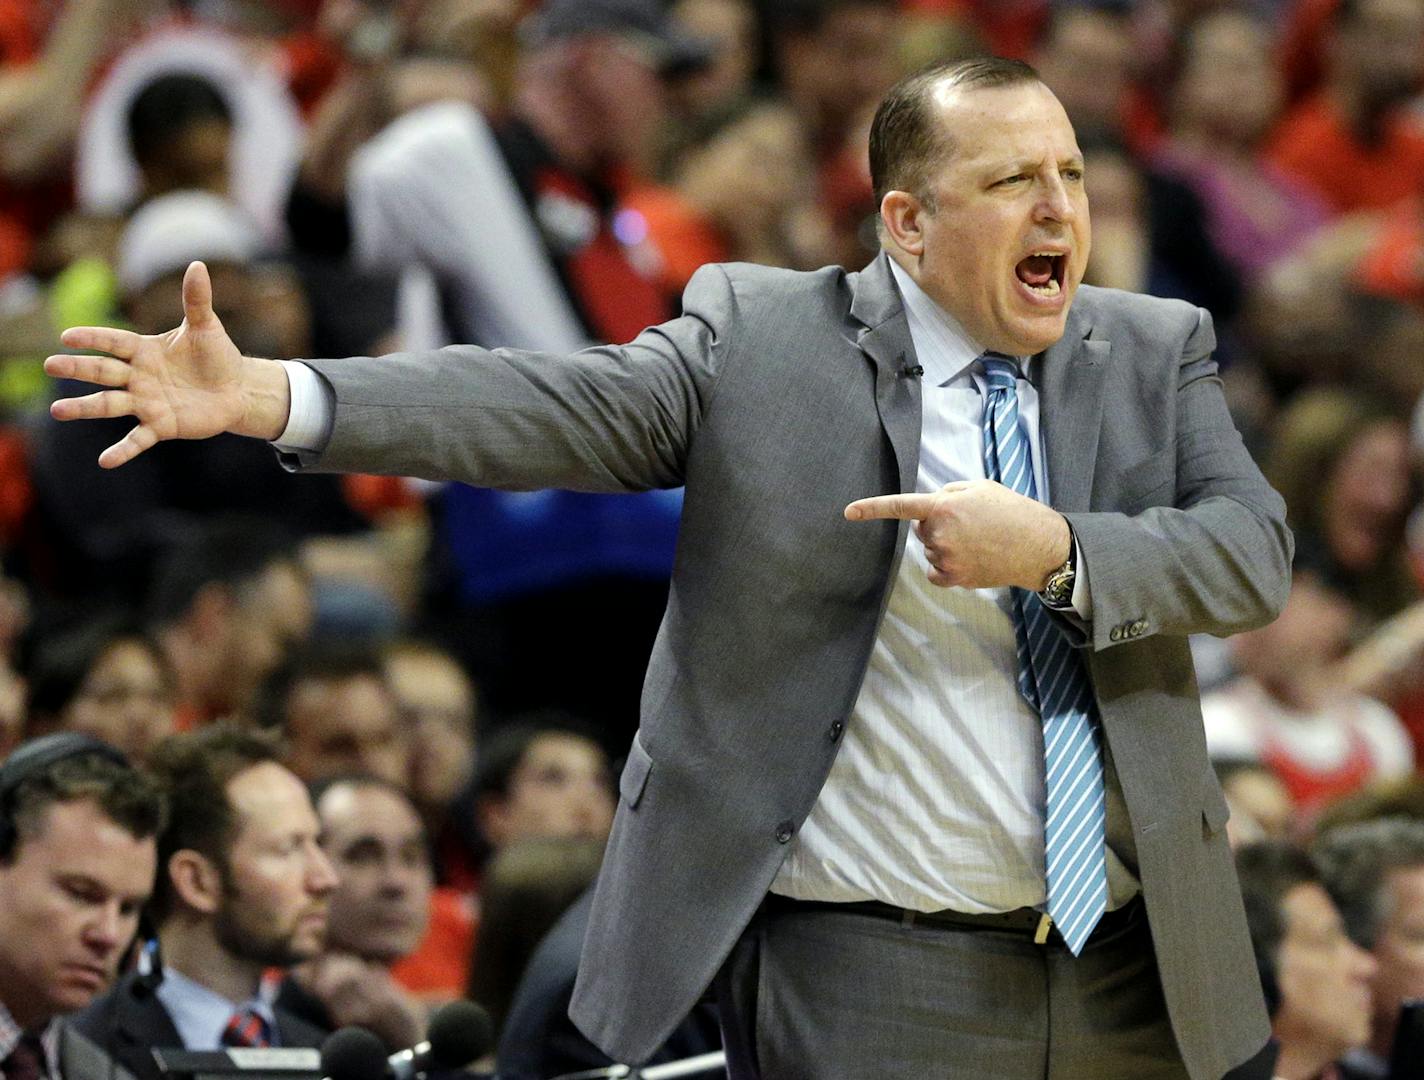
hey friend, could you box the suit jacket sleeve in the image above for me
[1063,306,1292,650]
[280,264,738,491]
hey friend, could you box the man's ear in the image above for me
[880,190,928,257]
[168,849,224,915]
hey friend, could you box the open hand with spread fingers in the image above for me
[44,261,292,468]
[845,478,1071,591]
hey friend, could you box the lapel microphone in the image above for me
[899,361,924,379]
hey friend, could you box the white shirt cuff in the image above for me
[272,360,335,453]
[1068,537,1093,620]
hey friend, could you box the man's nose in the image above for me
[1035,173,1077,223]
[1350,941,1379,981]
[308,845,340,895]
[84,903,125,954]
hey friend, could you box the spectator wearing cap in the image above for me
[32,192,364,601]
[0,735,165,1080]
[71,725,337,1080]
[1315,819,1424,1075]
[1235,842,1378,1080]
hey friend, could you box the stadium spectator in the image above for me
[23,613,175,761]
[125,74,234,206]
[279,775,434,1049]
[145,518,313,727]
[257,641,409,787]
[0,735,164,1076]
[72,724,336,1080]
[1236,841,1378,1080]
[1203,573,1414,816]
[495,882,723,1080]
[32,192,366,589]
[766,0,898,268]
[1268,0,1424,215]
[1265,387,1417,621]
[1155,8,1332,284]
[1315,818,1424,1073]
[1031,4,1134,145]
[468,718,615,861]
[382,639,477,832]
[468,836,604,1038]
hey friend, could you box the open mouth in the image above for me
[1015,251,1066,298]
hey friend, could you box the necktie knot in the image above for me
[980,352,1021,391]
[2,1034,45,1080]
[222,1007,273,1049]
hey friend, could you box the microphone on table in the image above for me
[389,1001,493,1079]
[320,1029,387,1080]
[321,1001,495,1080]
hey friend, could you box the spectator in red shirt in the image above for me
[1268,0,1424,215]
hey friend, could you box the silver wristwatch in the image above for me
[1039,548,1076,609]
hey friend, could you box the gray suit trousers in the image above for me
[717,899,1192,1080]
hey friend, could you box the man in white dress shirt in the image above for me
[46,57,1291,1079]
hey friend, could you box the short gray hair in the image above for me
[1315,817,1424,948]
[868,56,1042,207]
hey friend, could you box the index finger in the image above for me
[59,325,142,359]
[844,493,937,521]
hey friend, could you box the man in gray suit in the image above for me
[48,57,1290,1079]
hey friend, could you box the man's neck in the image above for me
[159,921,265,1006]
[0,990,49,1036]
[1273,1034,1342,1080]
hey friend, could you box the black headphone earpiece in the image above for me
[0,732,130,861]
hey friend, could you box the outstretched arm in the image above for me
[45,262,292,467]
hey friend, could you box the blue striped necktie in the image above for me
[980,353,1107,954]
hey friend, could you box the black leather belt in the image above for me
[767,893,1143,946]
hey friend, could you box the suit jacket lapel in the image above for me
[1036,307,1109,513]
[851,253,921,498]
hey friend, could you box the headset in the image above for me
[0,731,131,860]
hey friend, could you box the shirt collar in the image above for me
[0,1002,61,1079]
[154,966,279,1049]
[886,257,1031,386]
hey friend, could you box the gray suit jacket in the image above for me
[291,254,1292,1080]
[57,1022,138,1080]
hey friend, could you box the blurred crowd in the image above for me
[0,0,1423,1076]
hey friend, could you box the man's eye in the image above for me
[1063,168,1084,182]
[999,175,1028,186]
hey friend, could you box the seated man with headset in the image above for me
[0,732,166,1080]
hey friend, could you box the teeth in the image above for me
[1026,277,1061,296]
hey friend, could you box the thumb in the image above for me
[181,261,217,329]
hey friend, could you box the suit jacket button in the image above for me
[829,721,845,741]
[775,821,795,844]
[1110,626,1123,642]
